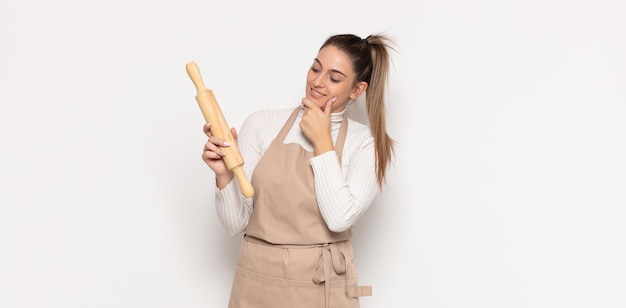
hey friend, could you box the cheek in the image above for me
[330,85,352,99]
[305,71,316,85]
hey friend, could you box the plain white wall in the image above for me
[1,0,625,307]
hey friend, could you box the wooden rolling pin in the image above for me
[186,61,254,198]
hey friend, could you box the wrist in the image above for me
[313,138,334,156]
[215,171,234,189]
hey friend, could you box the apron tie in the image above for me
[313,243,372,308]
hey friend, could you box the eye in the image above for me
[311,58,322,73]
[329,74,343,83]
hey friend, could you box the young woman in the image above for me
[202,33,395,308]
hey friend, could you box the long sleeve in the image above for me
[213,110,267,236]
[310,125,378,232]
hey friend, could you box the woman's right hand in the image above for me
[202,123,237,183]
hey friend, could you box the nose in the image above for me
[312,74,324,88]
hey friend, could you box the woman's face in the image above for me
[305,45,367,113]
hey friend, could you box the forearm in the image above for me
[310,149,378,232]
[213,112,263,236]
[215,179,252,236]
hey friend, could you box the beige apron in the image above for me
[228,108,371,308]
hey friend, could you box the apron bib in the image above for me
[228,108,371,308]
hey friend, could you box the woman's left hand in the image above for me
[300,96,336,155]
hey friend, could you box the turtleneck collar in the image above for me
[330,109,346,123]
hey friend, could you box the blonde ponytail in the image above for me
[321,34,396,188]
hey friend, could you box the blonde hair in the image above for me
[320,34,396,188]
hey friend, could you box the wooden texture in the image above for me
[186,61,254,198]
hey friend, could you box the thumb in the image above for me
[325,96,337,116]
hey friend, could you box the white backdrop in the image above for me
[1,0,625,307]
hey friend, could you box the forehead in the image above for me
[315,45,354,73]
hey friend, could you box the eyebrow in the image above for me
[314,58,347,77]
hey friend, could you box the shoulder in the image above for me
[244,107,297,126]
[239,107,298,150]
[345,117,374,148]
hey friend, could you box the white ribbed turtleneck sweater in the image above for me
[215,106,379,236]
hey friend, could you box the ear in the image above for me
[349,81,368,100]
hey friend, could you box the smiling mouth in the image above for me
[310,88,326,98]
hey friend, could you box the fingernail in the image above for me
[220,151,226,156]
[331,96,337,103]
[223,141,230,146]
